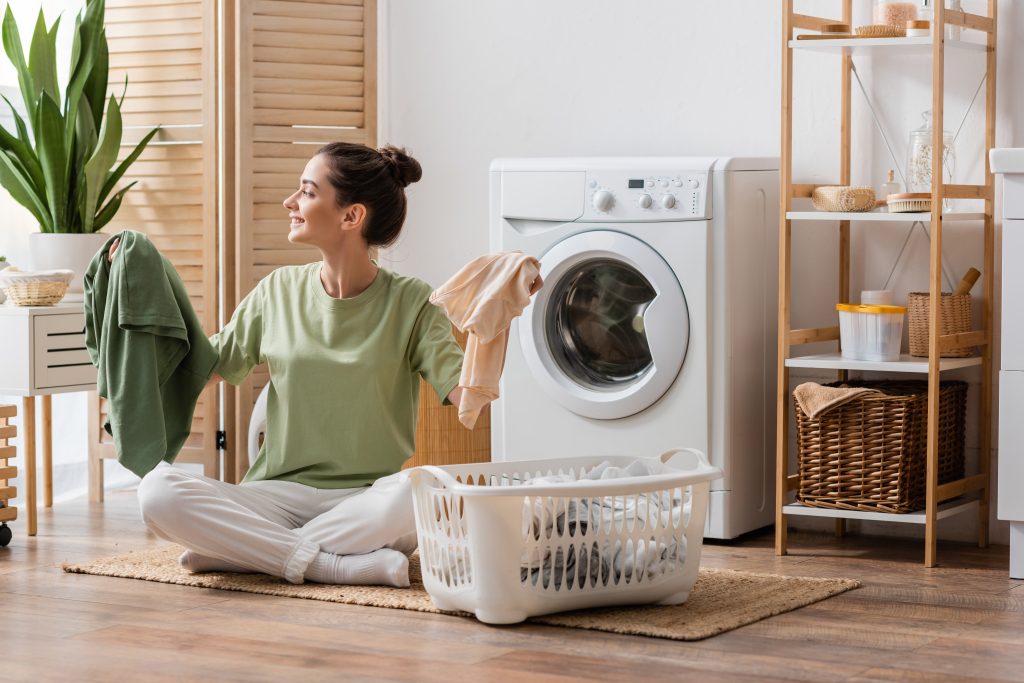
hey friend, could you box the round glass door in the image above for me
[520,230,689,420]
[546,259,656,390]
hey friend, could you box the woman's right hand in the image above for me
[107,238,120,263]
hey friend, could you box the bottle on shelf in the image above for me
[879,169,901,203]
[946,0,963,40]
[918,0,933,24]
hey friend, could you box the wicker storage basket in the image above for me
[795,380,967,513]
[812,186,876,212]
[907,292,972,357]
[0,279,69,306]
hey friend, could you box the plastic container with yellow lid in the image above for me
[836,303,907,362]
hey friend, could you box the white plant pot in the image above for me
[29,232,111,303]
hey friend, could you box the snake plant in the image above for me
[0,0,158,233]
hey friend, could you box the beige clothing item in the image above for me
[793,382,882,419]
[430,252,541,428]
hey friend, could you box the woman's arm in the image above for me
[447,386,463,407]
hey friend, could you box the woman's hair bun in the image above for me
[378,145,422,188]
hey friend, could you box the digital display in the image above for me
[628,179,644,189]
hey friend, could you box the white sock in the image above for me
[178,549,256,574]
[304,548,410,587]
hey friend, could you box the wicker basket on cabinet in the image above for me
[794,380,967,513]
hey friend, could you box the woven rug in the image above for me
[62,545,859,641]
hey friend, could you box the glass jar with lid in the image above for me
[873,0,917,27]
[906,109,956,210]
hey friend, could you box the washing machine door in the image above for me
[520,230,689,420]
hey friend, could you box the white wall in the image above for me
[379,0,1023,544]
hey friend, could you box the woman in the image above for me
[122,143,528,587]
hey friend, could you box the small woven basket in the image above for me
[811,186,876,212]
[907,292,972,357]
[1,280,69,306]
[795,380,967,513]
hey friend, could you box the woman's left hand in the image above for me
[529,274,543,295]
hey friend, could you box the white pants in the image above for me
[137,463,418,584]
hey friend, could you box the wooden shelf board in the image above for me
[785,352,982,373]
[783,499,978,524]
[786,211,987,223]
[789,36,988,54]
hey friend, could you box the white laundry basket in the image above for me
[408,448,722,624]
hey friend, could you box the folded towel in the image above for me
[793,382,882,419]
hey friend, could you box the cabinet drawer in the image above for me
[33,314,96,389]
[1000,371,1024,522]
[1004,220,1024,371]
[1006,176,1024,220]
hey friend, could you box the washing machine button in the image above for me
[661,194,676,209]
[638,194,653,209]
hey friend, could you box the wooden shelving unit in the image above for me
[776,1,997,567]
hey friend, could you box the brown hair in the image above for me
[316,142,423,248]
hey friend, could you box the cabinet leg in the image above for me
[89,452,104,503]
[42,395,52,508]
[835,519,846,537]
[22,397,36,537]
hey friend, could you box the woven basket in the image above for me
[907,292,972,357]
[1,280,68,306]
[811,186,876,212]
[795,380,967,513]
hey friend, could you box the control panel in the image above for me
[582,170,710,221]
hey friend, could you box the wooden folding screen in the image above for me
[88,0,220,499]
[225,0,378,482]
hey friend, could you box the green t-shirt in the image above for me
[210,263,464,488]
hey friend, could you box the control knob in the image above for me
[661,194,676,209]
[592,189,614,212]
[638,194,653,209]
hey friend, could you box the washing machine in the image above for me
[490,156,779,539]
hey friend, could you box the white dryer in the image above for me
[490,157,779,539]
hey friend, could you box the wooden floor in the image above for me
[1,492,1022,683]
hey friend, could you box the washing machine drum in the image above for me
[520,230,689,420]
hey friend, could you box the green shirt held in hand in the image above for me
[84,231,220,477]
[212,263,464,489]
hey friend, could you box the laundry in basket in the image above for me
[408,448,722,624]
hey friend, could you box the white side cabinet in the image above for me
[0,302,97,536]
[0,303,96,394]
[992,148,1024,579]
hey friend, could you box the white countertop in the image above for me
[991,148,1024,174]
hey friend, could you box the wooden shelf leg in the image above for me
[22,396,36,537]
[42,394,52,508]
[978,0,997,551]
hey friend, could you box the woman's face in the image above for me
[283,154,364,249]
